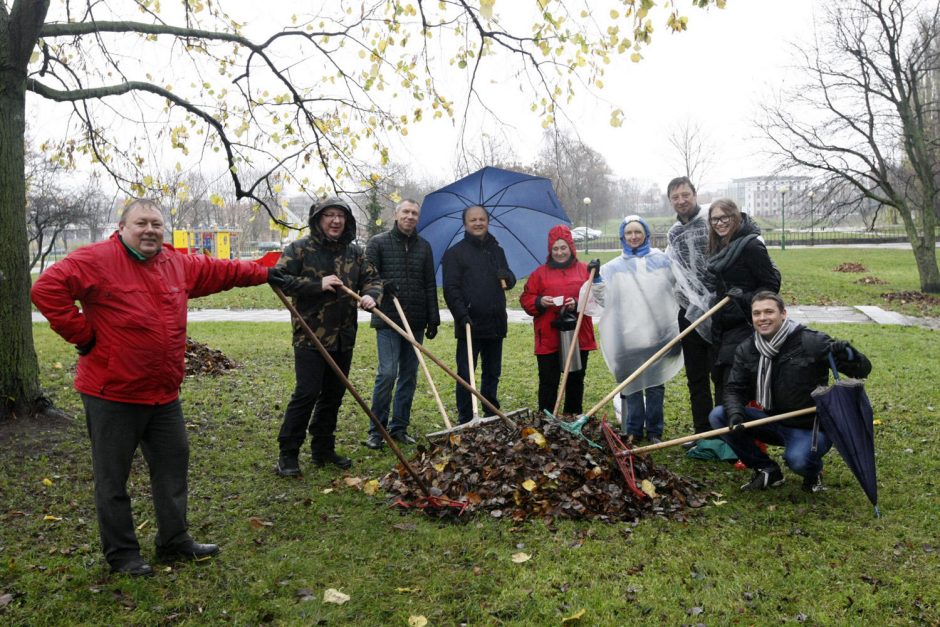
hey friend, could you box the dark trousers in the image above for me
[455,336,503,424]
[536,350,590,415]
[82,394,191,566]
[679,308,716,433]
[278,345,352,457]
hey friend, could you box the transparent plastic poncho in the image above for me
[585,249,683,396]
[664,211,715,342]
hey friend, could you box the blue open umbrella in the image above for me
[417,167,571,285]
[811,355,879,516]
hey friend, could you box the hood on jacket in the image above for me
[619,214,652,257]
[546,224,577,263]
[732,212,761,240]
[309,197,357,244]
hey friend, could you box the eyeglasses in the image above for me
[709,215,732,226]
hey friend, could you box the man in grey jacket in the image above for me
[364,199,440,448]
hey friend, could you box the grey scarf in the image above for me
[754,317,797,410]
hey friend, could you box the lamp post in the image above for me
[778,185,789,251]
[583,196,592,255]
[807,190,815,247]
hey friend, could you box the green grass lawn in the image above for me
[3,321,938,624]
[187,248,940,318]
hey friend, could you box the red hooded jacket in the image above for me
[519,225,597,355]
[31,233,269,404]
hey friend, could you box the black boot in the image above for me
[311,435,352,469]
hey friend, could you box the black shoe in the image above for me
[156,540,220,561]
[362,434,385,450]
[802,472,823,493]
[391,431,417,445]
[312,451,353,469]
[111,558,154,577]
[647,435,663,445]
[276,453,301,477]
[741,466,785,491]
[681,441,697,450]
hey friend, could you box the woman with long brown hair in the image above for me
[705,198,781,401]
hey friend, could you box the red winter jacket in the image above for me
[520,226,597,355]
[31,233,269,404]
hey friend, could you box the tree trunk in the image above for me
[0,4,48,420]
[911,239,940,294]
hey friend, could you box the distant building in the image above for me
[728,175,812,218]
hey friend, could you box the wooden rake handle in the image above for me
[627,407,816,455]
[338,285,516,429]
[585,296,731,418]
[391,296,452,429]
[553,266,596,416]
[271,287,430,496]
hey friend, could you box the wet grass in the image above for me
[3,321,938,624]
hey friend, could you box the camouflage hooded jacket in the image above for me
[276,198,382,351]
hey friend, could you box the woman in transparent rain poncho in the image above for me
[588,215,683,444]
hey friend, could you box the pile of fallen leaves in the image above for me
[834,262,868,273]
[184,337,238,376]
[855,276,887,285]
[881,290,940,305]
[381,415,709,522]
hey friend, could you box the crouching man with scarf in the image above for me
[709,291,872,493]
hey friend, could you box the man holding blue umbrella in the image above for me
[442,205,516,424]
[709,291,872,493]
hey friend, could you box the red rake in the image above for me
[600,416,647,501]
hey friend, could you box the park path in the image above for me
[31,305,939,330]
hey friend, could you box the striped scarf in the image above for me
[754,317,797,410]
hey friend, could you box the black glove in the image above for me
[830,339,854,361]
[587,258,601,274]
[726,287,744,299]
[383,280,399,299]
[496,268,511,286]
[727,412,746,432]
[425,324,438,340]
[457,315,472,329]
[267,267,293,289]
[77,335,96,356]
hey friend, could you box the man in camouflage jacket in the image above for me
[271,198,382,476]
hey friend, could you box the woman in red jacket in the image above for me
[520,225,598,415]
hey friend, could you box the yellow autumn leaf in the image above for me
[322,488,334,494]
[363,479,379,495]
[210,193,225,207]
[396,587,418,593]
[42,478,53,487]
[44,515,62,522]
[712,499,727,506]
[479,0,495,20]
[641,479,657,498]
[630,52,643,63]
[511,552,531,563]
[408,616,428,627]
[522,427,547,447]
[872,419,882,425]
[136,520,149,531]
[562,608,586,623]
[522,479,537,492]
[52,362,63,370]
[323,588,350,604]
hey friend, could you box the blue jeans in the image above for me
[369,327,423,436]
[622,385,665,439]
[709,405,832,478]
[455,336,503,424]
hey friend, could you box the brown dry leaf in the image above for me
[466,491,483,505]
[640,480,657,498]
[343,477,363,489]
[511,552,532,563]
[408,616,428,627]
[248,516,273,529]
[0,593,13,608]
[448,434,462,446]
[363,479,380,495]
[323,588,350,604]
[562,608,586,623]
[522,479,537,492]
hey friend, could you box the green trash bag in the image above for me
[686,438,738,462]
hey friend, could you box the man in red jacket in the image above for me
[32,199,278,577]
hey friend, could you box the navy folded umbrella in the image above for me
[811,360,879,516]
[417,166,571,285]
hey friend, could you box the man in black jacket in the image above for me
[363,199,440,449]
[442,205,516,424]
[709,291,872,493]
